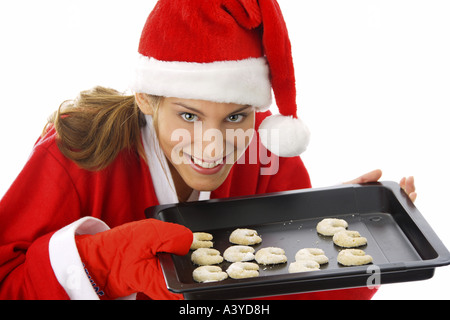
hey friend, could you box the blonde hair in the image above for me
[46,86,162,171]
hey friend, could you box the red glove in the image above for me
[75,219,192,300]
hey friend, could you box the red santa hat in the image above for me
[130,0,310,157]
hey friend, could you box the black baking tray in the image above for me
[145,181,450,300]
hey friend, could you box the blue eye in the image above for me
[180,112,198,122]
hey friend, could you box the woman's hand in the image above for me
[399,176,417,202]
[344,169,417,202]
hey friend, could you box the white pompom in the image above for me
[258,115,310,157]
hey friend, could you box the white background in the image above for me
[0,0,449,300]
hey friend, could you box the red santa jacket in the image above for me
[0,111,376,300]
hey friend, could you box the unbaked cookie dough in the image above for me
[333,230,367,248]
[255,247,287,265]
[191,248,223,265]
[295,248,329,265]
[288,260,320,273]
[193,265,228,283]
[316,218,348,236]
[337,249,373,266]
[223,245,255,262]
[226,262,259,279]
[190,232,214,250]
[229,228,262,245]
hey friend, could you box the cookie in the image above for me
[295,248,329,265]
[190,232,214,250]
[255,247,287,265]
[191,248,223,265]
[193,266,228,282]
[223,245,255,262]
[288,260,320,273]
[337,249,373,266]
[226,262,259,279]
[229,228,262,245]
[316,218,348,236]
[333,230,367,248]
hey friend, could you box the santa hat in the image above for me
[130,0,310,157]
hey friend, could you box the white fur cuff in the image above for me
[48,217,136,300]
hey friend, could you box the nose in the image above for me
[192,122,227,161]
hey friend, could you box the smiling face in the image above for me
[136,94,255,196]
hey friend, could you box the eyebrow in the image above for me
[173,103,206,117]
[227,105,254,116]
[172,102,253,118]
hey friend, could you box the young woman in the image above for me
[0,0,416,300]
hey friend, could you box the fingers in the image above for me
[344,171,417,203]
[405,176,415,194]
[345,172,417,203]
[399,176,406,189]
[400,176,417,202]
[344,169,383,185]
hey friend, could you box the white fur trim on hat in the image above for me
[130,54,272,110]
[259,115,310,157]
